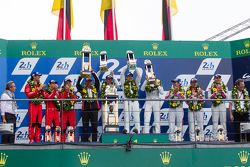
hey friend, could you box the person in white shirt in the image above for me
[209,74,228,141]
[229,79,249,142]
[1,81,17,144]
[141,75,164,134]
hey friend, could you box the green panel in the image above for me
[0,39,7,57]
[230,38,250,58]
[1,147,250,167]
[101,133,169,143]
[6,40,231,58]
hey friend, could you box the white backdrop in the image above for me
[0,0,249,40]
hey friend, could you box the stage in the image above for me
[1,142,250,167]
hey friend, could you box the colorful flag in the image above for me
[162,0,178,40]
[100,0,118,40]
[52,0,74,40]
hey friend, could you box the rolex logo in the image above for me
[152,43,159,50]
[30,42,38,50]
[244,40,250,48]
[202,43,209,50]
[0,153,8,166]
[113,139,118,143]
[160,151,172,165]
[78,152,91,166]
[238,150,249,164]
[83,42,90,48]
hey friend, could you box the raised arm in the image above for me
[120,66,127,88]
[92,72,100,91]
[135,67,142,87]
[76,76,83,92]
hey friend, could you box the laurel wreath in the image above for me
[124,80,138,98]
[27,79,43,105]
[231,86,249,113]
[186,86,204,111]
[168,86,185,108]
[210,82,227,107]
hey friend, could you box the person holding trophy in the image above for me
[141,59,164,134]
[165,78,185,141]
[77,44,100,142]
[120,51,142,134]
[43,80,61,142]
[186,78,205,142]
[25,72,45,143]
[58,78,76,142]
[209,74,228,141]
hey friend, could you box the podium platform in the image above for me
[100,133,169,144]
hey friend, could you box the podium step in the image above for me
[101,133,169,144]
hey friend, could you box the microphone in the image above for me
[126,129,138,151]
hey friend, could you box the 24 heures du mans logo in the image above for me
[194,43,218,57]
[144,43,168,56]
[73,42,99,56]
[21,42,46,56]
[235,40,250,56]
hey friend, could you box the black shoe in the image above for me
[132,128,138,134]
[122,129,128,134]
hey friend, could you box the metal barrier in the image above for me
[0,98,250,144]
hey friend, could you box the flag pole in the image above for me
[63,0,66,40]
[111,0,116,40]
[168,0,173,40]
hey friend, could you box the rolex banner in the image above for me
[0,39,250,143]
[0,147,250,167]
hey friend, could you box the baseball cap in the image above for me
[31,72,42,76]
[64,78,72,83]
[171,78,181,84]
[126,72,133,77]
[48,80,57,84]
[106,75,113,79]
[214,74,222,79]
[190,78,197,83]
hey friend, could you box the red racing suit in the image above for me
[43,89,60,128]
[24,82,43,143]
[58,90,76,142]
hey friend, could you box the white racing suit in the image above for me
[167,91,184,141]
[99,72,119,131]
[188,109,204,141]
[120,66,142,133]
[208,89,228,141]
[141,80,164,133]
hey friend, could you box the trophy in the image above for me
[100,51,108,72]
[104,85,119,133]
[67,126,75,142]
[195,125,201,142]
[54,126,61,142]
[0,123,14,134]
[217,126,225,141]
[174,127,182,142]
[144,59,156,85]
[127,50,137,70]
[81,44,92,78]
[45,125,52,142]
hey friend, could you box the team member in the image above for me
[25,72,45,143]
[58,78,76,142]
[1,81,17,144]
[141,74,164,134]
[121,66,142,134]
[186,78,205,142]
[229,79,249,142]
[43,80,61,142]
[100,72,119,131]
[209,74,228,141]
[165,78,185,141]
[77,70,100,142]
